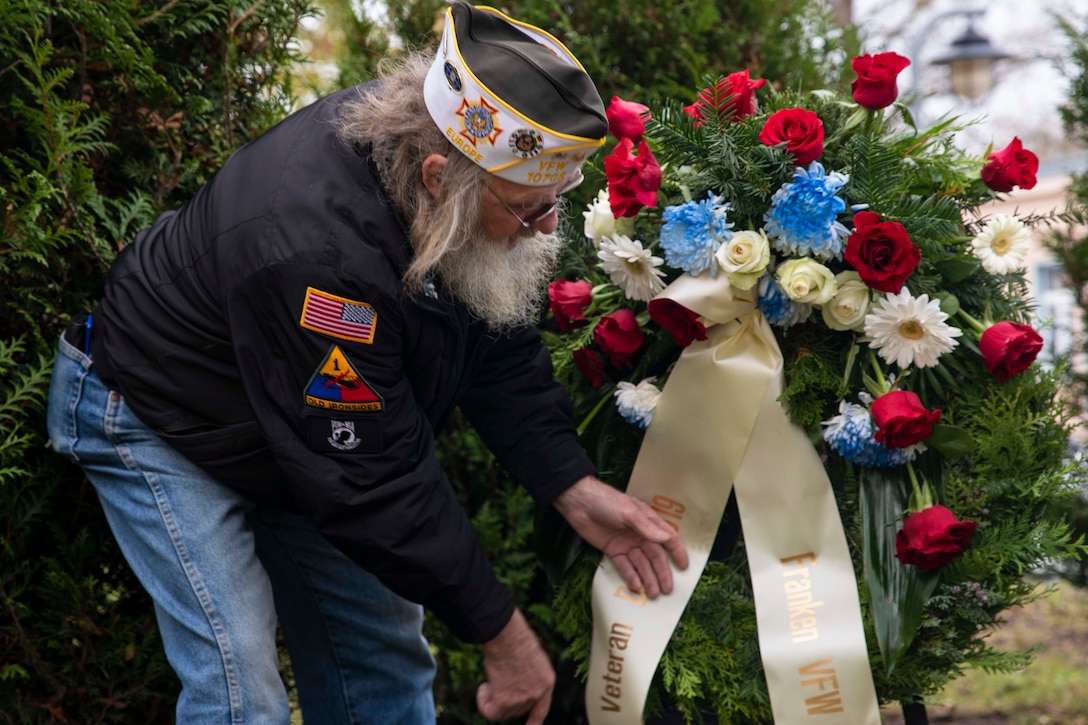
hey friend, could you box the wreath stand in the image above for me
[901,702,929,724]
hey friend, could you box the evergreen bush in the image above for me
[1042,11,1088,589]
[0,1,312,720]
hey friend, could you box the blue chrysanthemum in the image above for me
[763,162,850,261]
[757,275,811,328]
[822,401,916,469]
[617,405,653,430]
[659,192,734,276]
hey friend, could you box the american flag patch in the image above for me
[299,287,378,344]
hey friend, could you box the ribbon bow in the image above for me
[585,272,880,724]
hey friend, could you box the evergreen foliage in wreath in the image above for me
[542,54,1088,722]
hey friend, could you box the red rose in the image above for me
[871,390,941,449]
[604,138,662,218]
[593,308,645,368]
[844,211,920,293]
[683,69,767,126]
[895,504,978,570]
[981,137,1039,193]
[648,298,707,347]
[850,52,911,110]
[606,96,650,142]
[758,107,824,167]
[573,347,607,388]
[979,321,1044,383]
[548,279,594,331]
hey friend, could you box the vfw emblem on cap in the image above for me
[457,97,502,147]
[509,129,544,159]
[328,420,361,451]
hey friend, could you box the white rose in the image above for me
[582,189,616,245]
[821,271,871,331]
[775,257,837,306]
[715,228,770,290]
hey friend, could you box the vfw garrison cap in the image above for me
[423,2,608,187]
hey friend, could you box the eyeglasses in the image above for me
[485,170,585,228]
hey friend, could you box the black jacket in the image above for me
[89,83,596,643]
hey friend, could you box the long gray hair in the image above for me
[336,53,488,293]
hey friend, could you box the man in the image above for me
[45,3,688,724]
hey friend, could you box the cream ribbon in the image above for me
[585,273,879,724]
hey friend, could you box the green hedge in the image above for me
[0,2,312,720]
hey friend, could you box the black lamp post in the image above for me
[907,7,1013,121]
[929,19,1013,99]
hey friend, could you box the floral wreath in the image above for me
[544,53,1085,721]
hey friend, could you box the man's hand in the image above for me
[554,476,690,598]
[477,608,555,723]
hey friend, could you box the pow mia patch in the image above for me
[304,345,383,412]
[509,129,544,159]
[328,420,360,450]
[306,416,380,454]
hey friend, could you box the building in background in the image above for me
[983,170,1080,364]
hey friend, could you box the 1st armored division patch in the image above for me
[304,345,383,412]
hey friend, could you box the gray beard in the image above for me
[435,229,563,332]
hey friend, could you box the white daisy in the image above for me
[598,235,667,302]
[970,214,1030,275]
[614,377,662,429]
[863,290,963,368]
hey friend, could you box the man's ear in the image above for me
[422,154,448,198]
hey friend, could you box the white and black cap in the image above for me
[423,2,607,186]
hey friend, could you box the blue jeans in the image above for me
[46,333,436,724]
